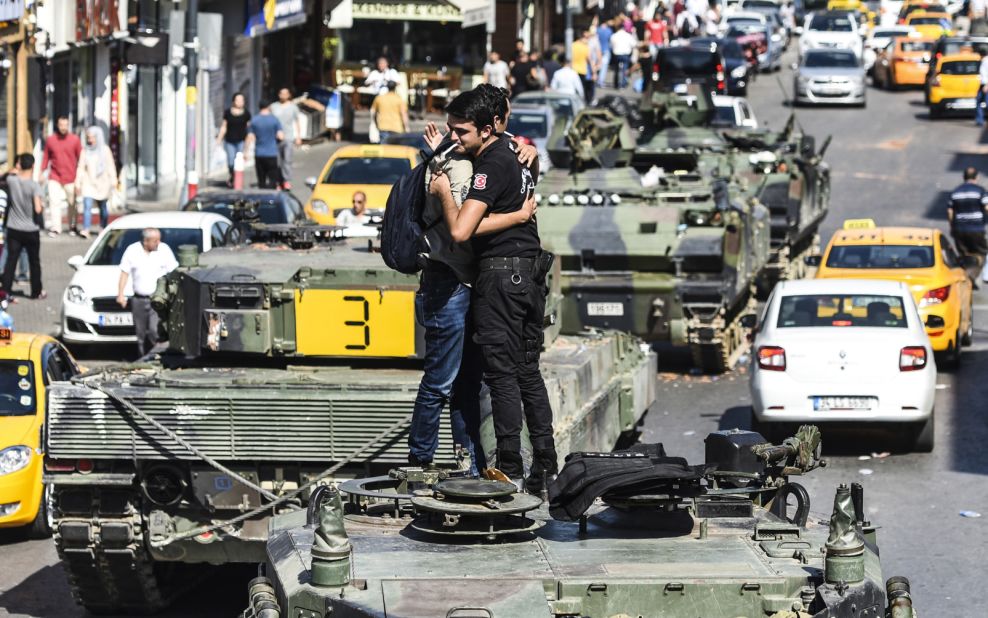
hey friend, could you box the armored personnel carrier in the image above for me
[44,220,657,614]
[537,87,829,371]
[241,425,917,618]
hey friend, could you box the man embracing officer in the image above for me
[428,89,557,494]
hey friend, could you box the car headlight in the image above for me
[310,200,329,214]
[0,446,31,476]
[731,66,747,79]
[66,285,88,305]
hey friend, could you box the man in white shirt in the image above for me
[117,228,179,356]
[609,28,638,89]
[483,51,511,89]
[364,57,400,95]
[336,191,369,227]
[550,56,585,99]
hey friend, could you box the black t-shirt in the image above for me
[511,61,533,94]
[466,137,539,259]
[223,109,252,143]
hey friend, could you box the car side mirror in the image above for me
[804,254,822,267]
[304,176,318,190]
[739,313,758,329]
[790,62,799,71]
[67,255,84,270]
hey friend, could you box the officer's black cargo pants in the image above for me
[472,259,557,484]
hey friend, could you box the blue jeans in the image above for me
[82,197,108,231]
[597,50,611,87]
[408,263,486,470]
[223,140,244,174]
[977,87,987,125]
[614,54,632,89]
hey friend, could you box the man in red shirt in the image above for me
[647,8,670,57]
[41,116,82,236]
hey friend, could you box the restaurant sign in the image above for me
[352,1,462,22]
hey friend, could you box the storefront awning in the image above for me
[352,0,470,22]
[447,0,492,29]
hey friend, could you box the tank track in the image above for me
[52,486,182,615]
[689,295,757,373]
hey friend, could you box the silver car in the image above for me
[506,104,556,172]
[793,49,866,107]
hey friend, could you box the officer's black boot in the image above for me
[525,439,559,496]
[495,448,524,488]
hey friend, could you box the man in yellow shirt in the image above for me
[370,81,409,142]
[570,30,595,103]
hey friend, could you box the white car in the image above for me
[712,94,759,128]
[749,279,936,452]
[61,211,232,347]
[800,11,864,58]
[863,26,913,71]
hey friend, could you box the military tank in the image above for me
[536,85,829,371]
[43,218,657,614]
[240,425,918,618]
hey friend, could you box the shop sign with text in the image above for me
[352,1,462,22]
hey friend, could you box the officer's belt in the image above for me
[478,256,537,272]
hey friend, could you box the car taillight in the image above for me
[919,285,950,306]
[757,346,786,371]
[899,346,927,371]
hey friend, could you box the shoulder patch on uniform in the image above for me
[473,174,488,190]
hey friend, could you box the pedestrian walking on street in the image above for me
[117,228,178,356]
[41,116,82,236]
[597,19,614,88]
[370,81,409,143]
[977,54,988,127]
[429,88,557,494]
[549,56,585,99]
[364,56,400,95]
[409,86,537,475]
[541,50,562,85]
[336,191,369,228]
[1,154,45,300]
[270,88,302,190]
[610,22,638,89]
[571,30,595,103]
[483,51,510,90]
[216,93,251,188]
[248,100,285,190]
[75,127,117,239]
[947,167,988,279]
[646,8,670,57]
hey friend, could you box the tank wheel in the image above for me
[690,313,750,373]
[911,411,935,453]
[52,487,188,615]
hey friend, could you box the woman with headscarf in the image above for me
[74,126,117,239]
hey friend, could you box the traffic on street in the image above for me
[1,0,987,616]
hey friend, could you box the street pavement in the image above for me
[1,48,988,616]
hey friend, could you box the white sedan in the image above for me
[749,279,936,452]
[61,211,232,347]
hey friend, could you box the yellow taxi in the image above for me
[897,1,947,24]
[928,52,982,117]
[0,330,80,536]
[304,144,419,225]
[814,220,974,366]
[872,35,936,89]
[903,11,954,37]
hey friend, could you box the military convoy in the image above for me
[537,85,830,371]
[43,220,656,614]
[242,426,916,618]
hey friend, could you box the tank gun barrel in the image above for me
[752,424,825,475]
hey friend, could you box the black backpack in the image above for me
[381,150,437,274]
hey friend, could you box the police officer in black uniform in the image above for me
[947,167,988,279]
[428,88,556,494]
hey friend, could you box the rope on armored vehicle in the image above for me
[80,380,280,500]
[147,414,412,548]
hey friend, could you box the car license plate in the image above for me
[812,396,875,411]
[951,98,976,109]
[586,302,624,317]
[98,313,133,326]
[294,289,417,357]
